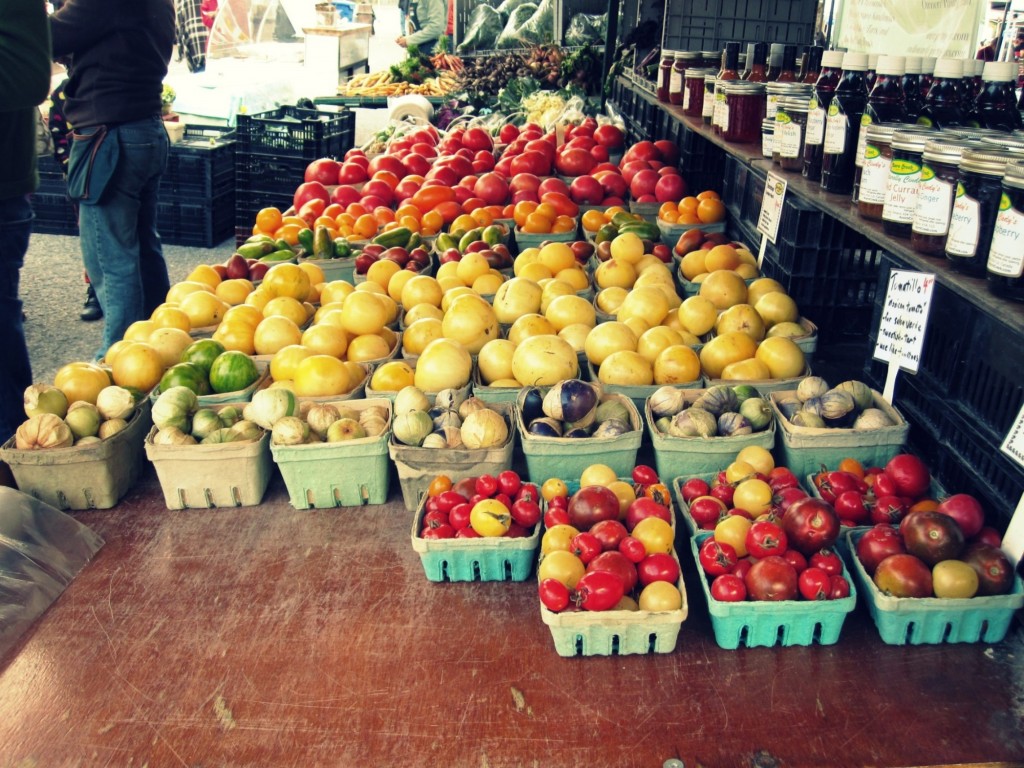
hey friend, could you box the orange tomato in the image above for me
[372,170,401,189]
[255,207,283,233]
[678,210,701,225]
[411,185,456,214]
[427,474,452,497]
[395,204,421,222]
[471,207,494,226]
[522,211,553,233]
[513,200,538,227]
[462,197,484,213]
[346,202,368,218]
[374,206,396,225]
[909,498,939,514]
[604,205,626,217]
[644,483,671,506]
[398,214,421,232]
[696,189,721,201]
[313,215,338,230]
[552,214,576,233]
[420,209,444,234]
[336,212,356,228]
[697,198,726,223]
[281,215,308,229]
[677,196,699,214]
[838,457,865,479]
[434,200,463,224]
[501,203,515,219]
[540,192,579,218]
[658,202,678,219]
[450,213,478,233]
[323,203,344,219]
[484,204,505,219]
[535,202,559,221]
[353,213,379,239]
[581,209,606,232]
[275,223,304,246]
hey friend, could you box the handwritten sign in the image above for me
[1000,405,1024,566]
[835,0,984,59]
[1001,403,1024,470]
[757,173,787,245]
[873,269,935,372]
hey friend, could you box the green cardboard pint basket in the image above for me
[587,361,704,411]
[769,389,909,478]
[690,531,858,649]
[270,398,392,508]
[844,529,1024,645]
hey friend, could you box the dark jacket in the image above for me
[50,0,174,129]
[0,0,52,199]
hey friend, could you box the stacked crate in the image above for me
[234,105,356,246]
[158,124,237,247]
[32,155,78,236]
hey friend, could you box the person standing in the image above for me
[396,0,445,55]
[50,0,175,359]
[0,0,51,445]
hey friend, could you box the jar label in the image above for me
[805,106,826,145]
[682,85,691,110]
[912,176,954,235]
[762,132,774,158]
[988,205,1024,278]
[775,110,792,125]
[767,93,780,120]
[946,193,981,256]
[702,89,715,118]
[823,111,848,155]
[778,122,803,158]
[854,119,871,168]
[720,102,730,131]
[882,160,922,224]
[670,69,683,94]
[859,151,892,205]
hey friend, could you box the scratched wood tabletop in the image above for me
[1,468,1022,768]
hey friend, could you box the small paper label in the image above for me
[872,269,936,373]
[757,173,787,245]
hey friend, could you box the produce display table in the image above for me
[0,469,1021,766]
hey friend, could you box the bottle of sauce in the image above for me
[740,43,755,80]
[902,56,924,122]
[917,57,964,129]
[972,61,1024,131]
[803,49,845,182]
[765,44,784,81]
[745,42,768,83]
[987,159,1024,302]
[919,56,937,100]
[712,42,741,134]
[821,51,869,195]
[775,44,798,83]
[865,54,879,92]
[855,55,908,200]
[802,45,823,84]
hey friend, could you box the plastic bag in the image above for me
[564,13,607,46]
[495,0,534,20]
[0,487,104,658]
[495,3,537,49]
[457,4,503,53]
[516,0,556,46]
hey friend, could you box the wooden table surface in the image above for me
[1,469,1022,768]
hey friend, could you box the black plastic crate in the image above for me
[663,0,818,51]
[161,125,236,200]
[935,407,1024,528]
[952,311,1024,440]
[892,370,949,449]
[800,303,876,346]
[158,193,235,248]
[235,190,296,244]
[31,191,78,235]
[236,106,355,161]
[236,152,307,202]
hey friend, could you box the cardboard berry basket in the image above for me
[690,531,858,649]
[409,493,540,582]
[389,402,516,512]
[844,529,1024,645]
[144,404,273,509]
[588,361,704,412]
[270,398,391,508]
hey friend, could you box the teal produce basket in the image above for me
[270,398,391,508]
[690,531,858,649]
[844,529,1024,645]
[587,361,703,411]
[410,495,539,582]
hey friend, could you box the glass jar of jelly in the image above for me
[774,96,809,171]
[762,118,775,158]
[683,67,714,117]
[882,130,933,238]
[670,52,700,106]
[721,82,766,143]
[658,51,676,102]
[946,148,1018,276]
[702,74,717,124]
[911,138,975,256]
[857,123,898,220]
[987,159,1024,301]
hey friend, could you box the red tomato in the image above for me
[809,549,843,577]
[539,578,570,612]
[593,123,625,150]
[587,551,638,593]
[448,502,472,531]
[618,536,646,563]
[745,520,788,559]
[680,477,711,503]
[589,519,628,551]
[833,490,870,524]
[829,574,851,600]
[711,574,747,602]
[745,556,799,601]
[935,493,985,539]
[637,553,680,586]
[576,570,625,611]
[870,494,908,525]
[874,553,933,597]
[632,465,660,486]
[422,510,449,529]
[798,567,831,600]
[855,524,906,576]
[422,524,455,539]
[571,532,603,564]
[698,538,738,576]
[782,549,808,574]
[781,498,841,555]
[497,470,521,497]
[543,506,570,529]
[884,454,931,499]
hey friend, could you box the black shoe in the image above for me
[80,286,102,322]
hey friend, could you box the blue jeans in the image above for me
[0,195,33,444]
[78,116,171,357]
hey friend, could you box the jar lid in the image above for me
[676,50,701,61]
[821,50,845,68]
[921,138,976,164]
[921,56,937,71]
[978,135,1024,151]
[701,50,720,59]
[841,51,868,71]
[982,60,1016,82]
[932,57,962,79]
[762,118,776,131]
[865,122,899,142]
[778,95,810,111]
[720,81,767,94]
[684,67,716,78]
[1004,160,1024,188]
[876,55,905,76]
[891,129,934,152]
[943,126,1011,142]
[703,73,718,83]
[960,148,1013,175]
[766,82,813,95]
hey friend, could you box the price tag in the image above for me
[872,269,935,402]
[1000,404,1024,567]
[756,172,787,245]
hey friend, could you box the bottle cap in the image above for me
[867,53,879,69]
[821,50,845,68]
[932,57,963,79]
[876,55,905,76]
[921,56,937,73]
[745,42,756,67]
[904,56,923,75]
[982,60,1015,82]
[840,51,868,71]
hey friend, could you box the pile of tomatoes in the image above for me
[537,465,685,614]
[417,470,541,539]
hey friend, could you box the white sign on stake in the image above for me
[757,172,787,246]
[999,403,1024,567]
[872,269,935,403]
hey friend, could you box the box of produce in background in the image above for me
[144,405,273,509]
[0,406,149,511]
[515,382,642,483]
[646,384,776,479]
[770,379,908,478]
[389,401,515,512]
[271,398,392,508]
[690,531,858,649]
[844,529,1024,645]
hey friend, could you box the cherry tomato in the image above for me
[587,550,638,593]
[437,490,467,513]
[618,535,646,563]
[698,538,738,576]
[539,578,570,612]
[872,472,898,498]
[632,465,660,486]
[497,470,522,497]
[745,520,788,558]
[427,474,452,497]
[422,524,455,539]
[710,574,747,602]
[455,526,481,539]
[680,477,711,503]
[871,494,908,525]
[576,570,626,611]
[829,574,851,599]
[884,454,931,499]
[516,483,541,504]
[423,510,450,529]
[543,506,571,528]
[714,514,753,557]
[537,550,586,588]
[644,482,672,506]
[833,490,870,525]
[768,467,800,491]
[589,519,628,551]
[571,532,603,564]
[638,581,683,611]
[637,552,680,586]
[798,567,831,600]
[475,474,499,497]
[809,549,843,577]
[731,557,754,581]
[510,499,541,528]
